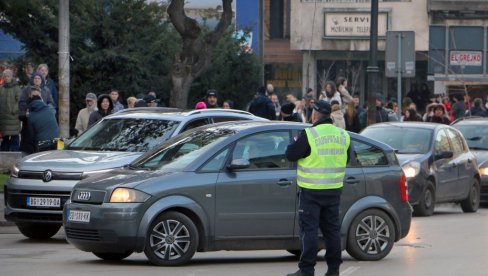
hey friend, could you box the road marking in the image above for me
[342,266,361,275]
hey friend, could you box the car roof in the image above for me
[104,108,262,121]
[364,121,448,130]
[451,116,488,126]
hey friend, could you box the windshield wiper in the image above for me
[466,137,482,141]
[469,146,488,151]
[127,164,151,171]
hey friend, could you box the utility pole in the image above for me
[58,0,70,138]
[367,0,379,126]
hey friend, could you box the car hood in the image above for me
[396,154,425,166]
[472,150,488,167]
[74,168,177,191]
[16,150,143,172]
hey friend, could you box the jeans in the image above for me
[298,188,342,275]
[0,135,20,151]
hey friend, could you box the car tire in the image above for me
[92,251,133,261]
[144,211,198,266]
[17,223,60,240]
[413,181,435,217]
[461,178,480,213]
[346,209,396,261]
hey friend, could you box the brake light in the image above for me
[399,175,408,202]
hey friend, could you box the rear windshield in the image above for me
[361,127,433,154]
[67,118,180,152]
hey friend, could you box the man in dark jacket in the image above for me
[37,64,58,107]
[248,86,276,120]
[375,92,390,123]
[281,103,302,122]
[88,94,114,127]
[24,87,59,154]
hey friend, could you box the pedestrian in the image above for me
[205,89,219,108]
[344,101,361,133]
[281,103,301,122]
[271,94,282,120]
[403,108,423,122]
[144,94,159,107]
[126,96,137,108]
[426,104,451,124]
[19,72,55,117]
[266,83,275,97]
[285,100,350,276]
[248,86,276,120]
[88,94,114,127]
[451,94,466,120]
[37,64,58,107]
[25,87,59,154]
[330,100,346,129]
[466,98,487,117]
[336,77,353,105]
[110,89,124,112]
[319,81,342,107]
[0,69,22,151]
[222,100,234,109]
[74,92,98,136]
[374,92,391,123]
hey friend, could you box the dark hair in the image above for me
[324,81,337,92]
[330,100,340,106]
[337,77,347,87]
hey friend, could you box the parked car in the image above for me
[5,108,266,239]
[361,122,480,216]
[63,121,411,265]
[451,117,488,203]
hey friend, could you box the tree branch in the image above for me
[167,0,200,39]
[207,0,233,45]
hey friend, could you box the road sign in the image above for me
[385,31,415,78]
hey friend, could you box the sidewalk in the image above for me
[0,193,15,226]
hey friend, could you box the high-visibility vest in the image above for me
[297,124,350,190]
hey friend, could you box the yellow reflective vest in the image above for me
[297,124,350,190]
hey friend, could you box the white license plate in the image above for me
[27,197,61,207]
[68,210,91,223]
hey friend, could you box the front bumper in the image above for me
[63,201,145,253]
[406,177,426,206]
[4,177,75,224]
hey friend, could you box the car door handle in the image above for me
[345,177,360,184]
[277,179,293,186]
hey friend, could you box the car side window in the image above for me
[445,128,465,155]
[352,140,388,166]
[231,131,292,169]
[200,148,229,172]
[434,129,451,153]
[181,118,210,132]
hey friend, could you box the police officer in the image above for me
[285,100,350,276]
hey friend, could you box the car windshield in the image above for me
[131,127,236,171]
[67,118,180,152]
[454,125,488,150]
[361,127,433,154]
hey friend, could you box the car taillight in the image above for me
[399,175,408,202]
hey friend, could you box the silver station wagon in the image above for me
[5,108,265,239]
[63,121,412,265]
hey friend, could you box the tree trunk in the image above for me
[169,68,194,109]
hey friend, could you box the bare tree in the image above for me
[167,0,233,108]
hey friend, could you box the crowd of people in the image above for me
[2,61,488,156]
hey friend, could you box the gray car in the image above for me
[63,121,412,265]
[5,108,265,239]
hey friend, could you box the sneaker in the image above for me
[325,269,339,276]
[287,270,314,276]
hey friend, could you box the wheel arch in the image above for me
[135,195,209,252]
[340,196,401,250]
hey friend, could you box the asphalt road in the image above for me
[1,204,487,276]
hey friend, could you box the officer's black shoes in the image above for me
[325,269,340,276]
[286,270,314,276]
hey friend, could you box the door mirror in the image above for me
[227,159,250,170]
[435,151,453,160]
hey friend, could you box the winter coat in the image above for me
[75,105,98,135]
[375,106,390,123]
[344,112,362,133]
[25,99,59,154]
[44,77,58,108]
[282,113,302,122]
[88,94,114,127]
[330,106,346,129]
[113,101,124,113]
[0,81,22,135]
[467,106,487,117]
[248,94,276,120]
[426,115,450,125]
[319,91,342,106]
[451,101,466,119]
[18,73,55,118]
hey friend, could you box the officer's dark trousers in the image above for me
[298,188,342,275]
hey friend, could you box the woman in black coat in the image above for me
[88,94,114,127]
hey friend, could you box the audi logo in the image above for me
[77,191,91,201]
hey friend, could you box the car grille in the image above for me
[6,188,71,210]
[65,228,101,241]
[11,213,63,222]
[18,170,83,181]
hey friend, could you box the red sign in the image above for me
[450,51,482,66]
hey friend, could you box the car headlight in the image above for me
[480,167,488,176]
[402,161,421,178]
[10,165,19,178]
[82,168,116,179]
[109,188,150,203]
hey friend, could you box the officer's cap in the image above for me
[313,100,331,115]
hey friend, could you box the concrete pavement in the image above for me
[0,193,14,226]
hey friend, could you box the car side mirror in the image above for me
[435,151,453,160]
[227,159,250,170]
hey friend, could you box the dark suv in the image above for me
[5,108,265,239]
[64,121,411,265]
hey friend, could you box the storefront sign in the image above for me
[324,11,388,38]
[449,51,482,66]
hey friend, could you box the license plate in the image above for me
[27,197,61,207]
[68,210,91,223]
